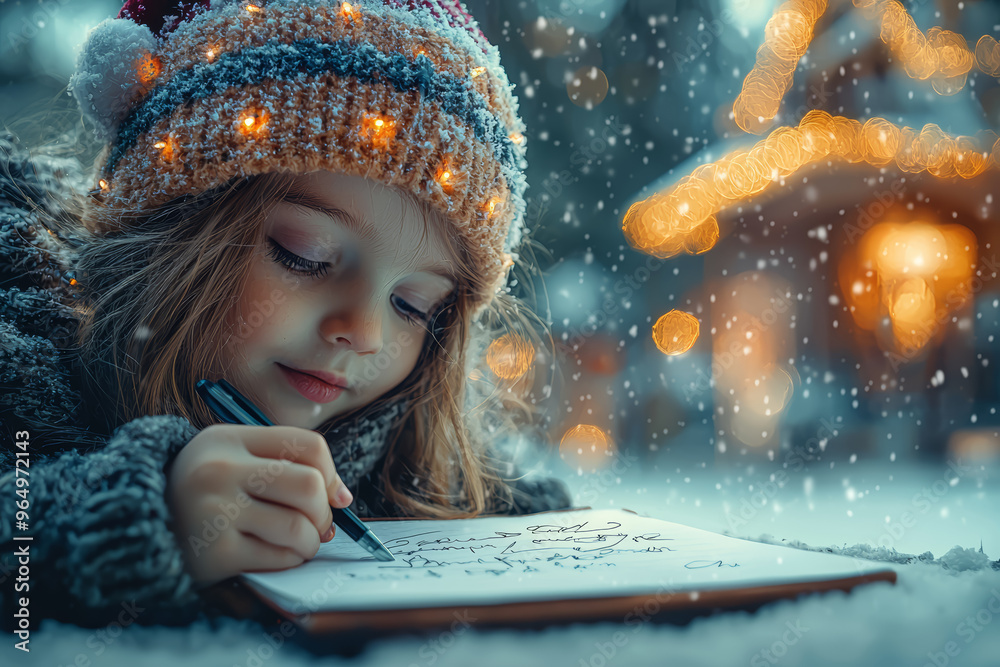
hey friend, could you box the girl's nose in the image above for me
[319,306,383,355]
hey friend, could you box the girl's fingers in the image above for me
[235,499,322,560]
[241,459,333,537]
[239,426,348,505]
[236,531,306,573]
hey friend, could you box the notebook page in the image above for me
[241,509,893,614]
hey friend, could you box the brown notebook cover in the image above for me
[209,506,897,634]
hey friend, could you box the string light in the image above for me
[734,0,1000,132]
[341,2,359,21]
[469,66,486,78]
[238,108,270,137]
[136,51,162,87]
[152,135,177,162]
[851,0,1000,94]
[623,111,998,260]
[359,113,396,149]
[482,196,503,219]
[245,3,263,13]
[733,0,827,133]
[509,132,524,145]
[410,45,440,67]
[433,156,466,195]
[205,45,219,63]
[89,178,110,198]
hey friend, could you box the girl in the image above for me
[0,0,571,629]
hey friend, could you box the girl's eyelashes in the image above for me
[266,237,330,278]
[390,294,429,326]
[266,237,432,326]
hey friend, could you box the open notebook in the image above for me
[237,507,897,633]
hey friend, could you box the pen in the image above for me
[194,378,395,562]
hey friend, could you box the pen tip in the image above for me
[359,532,395,562]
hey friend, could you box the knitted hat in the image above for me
[68,0,528,318]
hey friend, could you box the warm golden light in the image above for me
[876,224,946,276]
[470,66,486,78]
[152,135,176,162]
[624,111,998,259]
[652,310,700,355]
[733,0,828,133]
[432,157,464,195]
[486,334,534,380]
[509,132,524,145]
[359,113,396,149]
[341,2,359,20]
[483,196,503,219]
[238,109,270,137]
[890,278,936,353]
[559,424,613,470]
[735,1,999,132]
[245,3,262,13]
[710,273,796,450]
[840,218,976,356]
[136,52,161,87]
[852,0,997,94]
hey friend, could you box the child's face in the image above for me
[220,170,457,429]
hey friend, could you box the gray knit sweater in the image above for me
[0,131,571,630]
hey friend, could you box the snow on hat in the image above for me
[68,0,527,317]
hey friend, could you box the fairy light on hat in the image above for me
[135,51,161,87]
[152,134,177,163]
[341,2,359,20]
[360,112,396,149]
[238,108,270,137]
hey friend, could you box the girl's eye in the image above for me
[268,238,431,326]
[391,294,429,326]
[266,238,330,278]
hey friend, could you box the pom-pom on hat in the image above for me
[68,0,528,319]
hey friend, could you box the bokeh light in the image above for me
[486,333,535,380]
[652,310,700,356]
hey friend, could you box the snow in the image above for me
[8,460,997,666]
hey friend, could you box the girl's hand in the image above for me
[165,424,355,587]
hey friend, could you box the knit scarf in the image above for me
[320,393,409,490]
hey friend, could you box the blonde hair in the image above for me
[42,146,556,519]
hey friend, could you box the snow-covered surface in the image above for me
[6,459,999,666]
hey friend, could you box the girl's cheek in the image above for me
[228,264,296,348]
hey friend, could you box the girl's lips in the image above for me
[277,363,344,404]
